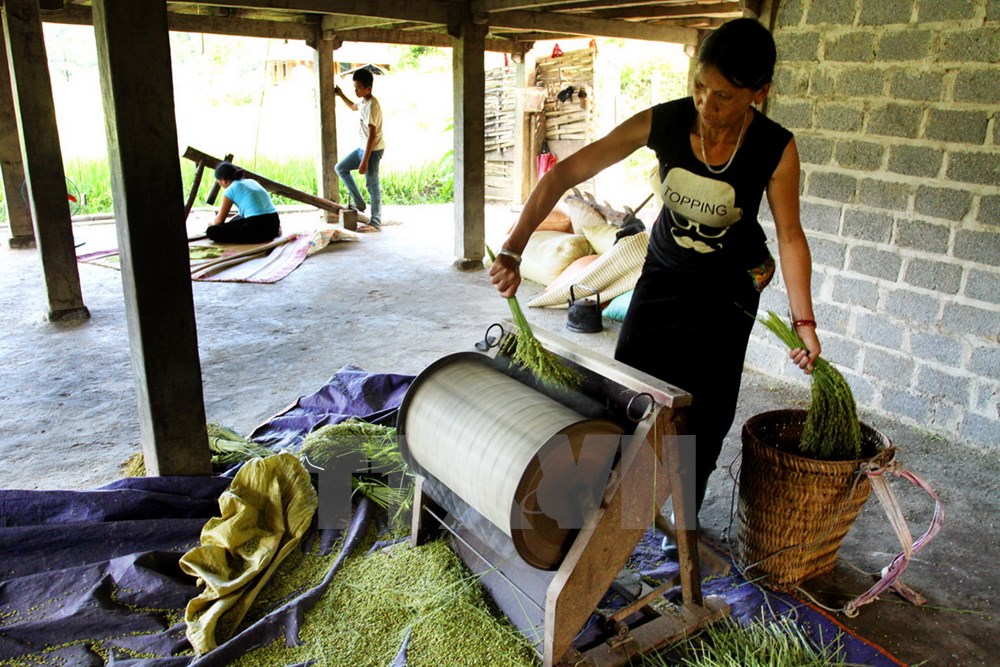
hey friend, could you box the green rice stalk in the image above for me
[121,424,273,477]
[487,246,583,391]
[300,420,412,517]
[300,420,402,471]
[206,422,274,465]
[759,312,862,460]
[642,615,849,667]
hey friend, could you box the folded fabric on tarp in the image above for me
[0,365,407,666]
[180,453,319,655]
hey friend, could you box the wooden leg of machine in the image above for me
[410,476,443,547]
[544,427,661,666]
[660,410,703,609]
[545,408,730,667]
[654,512,731,579]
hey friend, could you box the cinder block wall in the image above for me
[746,0,999,449]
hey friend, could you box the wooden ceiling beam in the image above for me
[332,26,527,53]
[41,3,316,40]
[168,0,453,25]
[50,1,707,46]
[486,8,698,43]
[583,2,743,20]
[472,0,591,12]
[320,13,401,31]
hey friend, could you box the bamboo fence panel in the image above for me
[485,64,518,201]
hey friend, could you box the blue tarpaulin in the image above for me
[0,367,904,666]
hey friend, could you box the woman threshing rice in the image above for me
[207,161,281,243]
[490,18,820,521]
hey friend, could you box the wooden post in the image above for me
[182,146,370,222]
[2,0,88,320]
[183,159,205,221]
[339,208,357,231]
[314,24,339,221]
[204,152,233,206]
[92,0,210,477]
[512,57,533,204]
[451,16,487,270]
[0,26,33,248]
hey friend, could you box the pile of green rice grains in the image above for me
[486,246,583,391]
[231,537,539,667]
[759,311,863,460]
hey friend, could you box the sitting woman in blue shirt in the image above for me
[207,161,281,243]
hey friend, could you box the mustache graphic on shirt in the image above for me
[660,167,743,253]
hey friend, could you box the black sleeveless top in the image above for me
[645,97,793,274]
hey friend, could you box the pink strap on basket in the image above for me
[843,455,945,617]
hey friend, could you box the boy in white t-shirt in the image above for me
[334,68,385,229]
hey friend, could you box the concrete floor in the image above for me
[1,204,997,666]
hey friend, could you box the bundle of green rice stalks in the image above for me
[120,423,273,477]
[642,615,849,666]
[207,422,274,465]
[759,311,862,460]
[487,246,583,391]
[300,419,411,513]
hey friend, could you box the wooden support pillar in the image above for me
[92,0,210,477]
[314,26,339,221]
[183,160,205,221]
[511,57,532,204]
[0,26,33,248]
[451,18,487,270]
[2,0,88,320]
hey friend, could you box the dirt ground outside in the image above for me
[1,204,997,666]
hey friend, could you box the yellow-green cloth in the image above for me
[180,452,318,654]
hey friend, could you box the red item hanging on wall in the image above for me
[537,142,557,179]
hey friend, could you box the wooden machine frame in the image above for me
[409,324,729,666]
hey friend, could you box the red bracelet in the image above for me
[792,319,817,328]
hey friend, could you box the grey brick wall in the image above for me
[745,0,1000,452]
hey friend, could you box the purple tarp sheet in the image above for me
[0,366,903,666]
[621,531,906,667]
[249,365,415,452]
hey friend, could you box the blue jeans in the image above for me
[336,147,383,225]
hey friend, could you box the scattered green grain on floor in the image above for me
[232,539,539,667]
[121,451,146,477]
[236,533,343,633]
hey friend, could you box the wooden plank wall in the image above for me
[535,46,597,195]
[484,64,517,201]
[536,47,595,144]
[484,47,596,203]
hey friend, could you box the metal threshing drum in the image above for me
[397,352,623,570]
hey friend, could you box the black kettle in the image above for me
[566,284,602,333]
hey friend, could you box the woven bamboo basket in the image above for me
[737,409,894,589]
